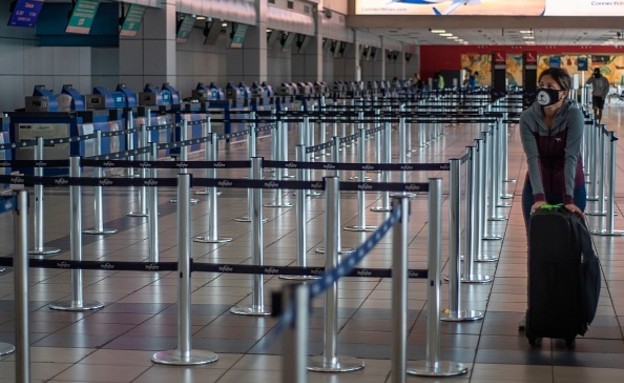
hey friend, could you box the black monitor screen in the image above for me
[8,0,44,28]
[120,3,146,37]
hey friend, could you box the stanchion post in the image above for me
[371,121,392,212]
[194,133,233,243]
[231,158,271,316]
[128,123,149,216]
[148,142,159,262]
[84,130,118,234]
[486,127,506,222]
[281,283,310,383]
[407,178,468,377]
[152,173,219,365]
[391,196,409,383]
[593,130,624,236]
[29,136,61,256]
[308,176,365,372]
[126,109,135,178]
[195,117,212,195]
[588,126,607,216]
[235,117,259,222]
[12,190,27,375]
[265,120,292,208]
[344,126,376,232]
[462,146,493,284]
[280,145,317,281]
[50,157,104,311]
[441,160,484,321]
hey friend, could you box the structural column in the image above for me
[238,1,268,83]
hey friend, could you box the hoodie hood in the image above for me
[523,99,580,135]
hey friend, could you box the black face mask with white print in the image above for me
[536,88,562,107]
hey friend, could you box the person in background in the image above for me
[585,67,610,123]
[469,71,479,89]
[518,67,586,330]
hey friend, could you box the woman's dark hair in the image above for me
[538,67,572,91]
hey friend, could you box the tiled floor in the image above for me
[0,100,623,382]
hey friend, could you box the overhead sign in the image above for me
[66,0,100,34]
[8,0,44,28]
[120,4,147,37]
[355,0,624,16]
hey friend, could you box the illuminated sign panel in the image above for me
[354,0,624,16]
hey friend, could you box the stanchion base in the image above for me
[308,355,365,372]
[441,309,484,322]
[315,247,355,255]
[83,228,118,235]
[152,349,219,366]
[234,217,269,223]
[0,342,15,356]
[487,216,507,221]
[407,360,468,377]
[475,254,499,263]
[482,235,502,241]
[278,274,320,281]
[462,274,494,284]
[169,198,199,204]
[127,212,148,217]
[28,247,61,256]
[370,206,392,212]
[343,225,377,232]
[592,230,624,237]
[194,190,222,196]
[264,202,293,208]
[49,300,105,311]
[230,305,272,316]
[193,236,233,244]
[586,211,607,217]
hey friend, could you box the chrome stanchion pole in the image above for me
[391,196,409,383]
[11,190,26,374]
[170,119,199,204]
[475,137,498,262]
[344,126,376,232]
[50,157,104,311]
[194,133,233,243]
[281,145,317,281]
[462,146,493,284]
[281,283,310,383]
[593,130,623,236]
[231,158,271,316]
[235,117,259,222]
[29,137,60,256]
[315,137,354,255]
[308,176,365,373]
[501,116,516,187]
[486,127,506,222]
[442,159,484,322]
[588,126,607,216]
[148,142,159,263]
[84,130,118,235]
[408,178,468,377]
[481,130,503,244]
[195,117,212,195]
[371,122,392,212]
[495,120,512,207]
[128,123,149,216]
[282,113,294,178]
[152,173,219,365]
[398,116,416,199]
[265,120,292,208]
[126,109,135,178]
[587,123,600,201]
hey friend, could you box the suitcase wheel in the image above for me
[565,338,576,349]
[528,336,540,347]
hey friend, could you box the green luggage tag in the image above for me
[539,203,564,211]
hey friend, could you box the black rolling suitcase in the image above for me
[525,205,601,347]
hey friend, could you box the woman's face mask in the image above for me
[536,88,563,107]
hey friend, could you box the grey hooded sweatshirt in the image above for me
[519,99,585,204]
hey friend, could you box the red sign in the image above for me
[524,51,537,64]
[493,51,506,63]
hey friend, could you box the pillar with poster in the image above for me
[523,51,538,108]
[491,51,507,101]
